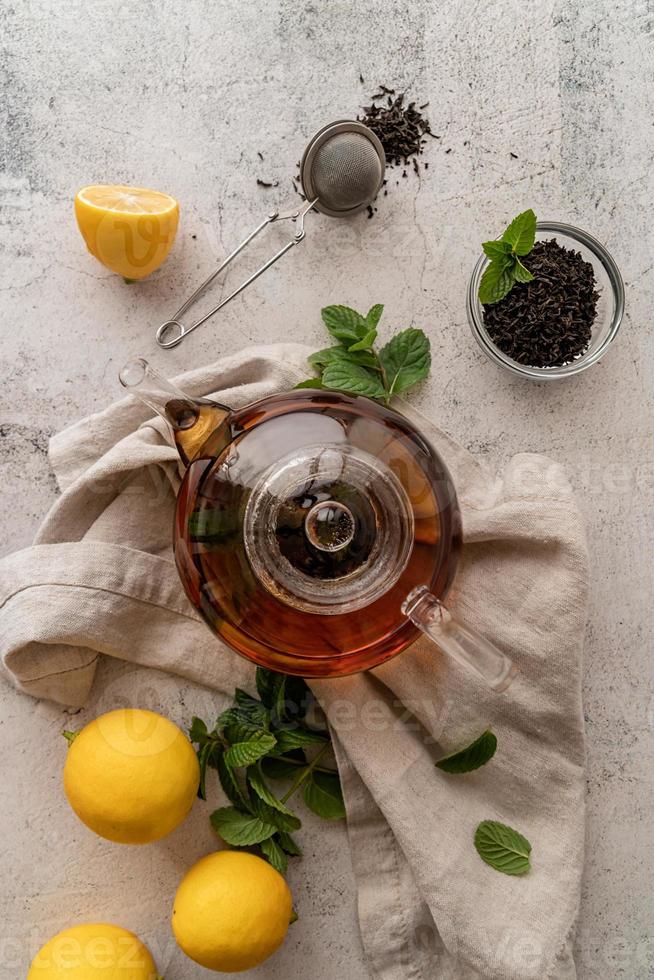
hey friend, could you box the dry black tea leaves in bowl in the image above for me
[482,239,599,368]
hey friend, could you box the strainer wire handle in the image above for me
[156,197,318,349]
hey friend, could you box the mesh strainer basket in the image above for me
[155,120,386,349]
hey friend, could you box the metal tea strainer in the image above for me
[155,120,385,349]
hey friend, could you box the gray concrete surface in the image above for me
[1,1,653,977]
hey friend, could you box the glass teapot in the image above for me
[120,359,516,691]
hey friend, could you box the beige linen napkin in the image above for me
[0,344,588,980]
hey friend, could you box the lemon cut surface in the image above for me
[74,184,179,279]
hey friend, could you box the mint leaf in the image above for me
[217,703,269,744]
[513,257,534,283]
[308,346,377,370]
[478,260,516,304]
[378,328,430,397]
[365,303,384,329]
[247,765,298,818]
[224,731,277,768]
[303,771,346,820]
[234,689,269,722]
[216,750,251,810]
[217,704,262,734]
[189,716,208,744]
[283,677,311,719]
[321,361,387,400]
[348,328,377,351]
[482,240,512,261]
[474,820,532,876]
[261,755,305,781]
[250,792,302,832]
[210,806,277,846]
[277,831,302,856]
[294,378,325,389]
[321,305,368,344]
[501,209,537,256]
[197,741,212,800]
[256,668,283,709]
[260,834,288,874]
[436,730,497,774]
[273,728,329,754]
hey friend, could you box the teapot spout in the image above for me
[119,357,231,466]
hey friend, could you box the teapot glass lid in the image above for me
[243,442,415,615]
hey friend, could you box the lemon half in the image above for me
[74,184,179,280]
[63,708,199,844]
[27,922,161,979]
[172,851,293,973]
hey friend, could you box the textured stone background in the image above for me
[1,0,653,977]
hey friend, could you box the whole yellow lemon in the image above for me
[63,708,199,844]
[172,851,293,972]
[27,922,161,979]
[74,184,179,280]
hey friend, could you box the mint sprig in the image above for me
[297,304,431,404]
[478,209,537,304]
[189,667,345,885]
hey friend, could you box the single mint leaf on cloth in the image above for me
[435,730,497,774]
[378,328,431,397]
[277,831,303,856]
[216,751,251,811]
[501,208,537,255]
[348,328,377,351]
[321,360,387,400]
[303,771,346,820]
[474,820,532,876]
[294,378,325,389]
[478,260,516,304]
[365,303,384,328]
[482,240,512,261]
[321,304,368,344]
[210,806,277,846]
[260,834,288,875]
[223,731,277,768]
[513,256,534,283]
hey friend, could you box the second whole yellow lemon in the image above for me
[63,708,199,844]
[172,851,293,972]
[27,922,160,979]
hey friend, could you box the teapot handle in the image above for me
[402,586,518,693]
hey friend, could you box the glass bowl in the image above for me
[466,221,624,380]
